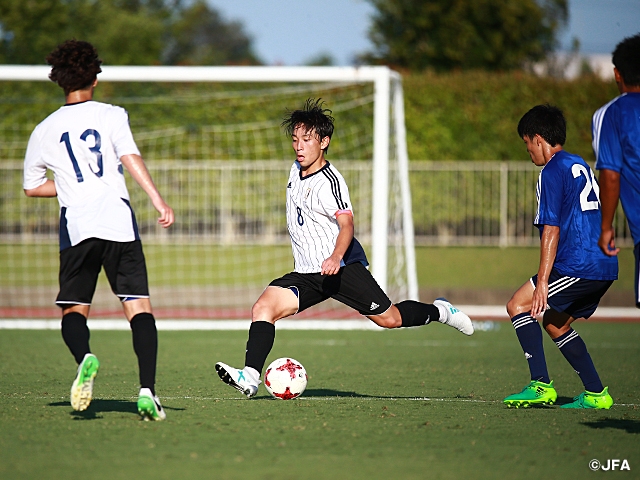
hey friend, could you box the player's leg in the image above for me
[330,263,473,334]
[57,239,103,412]
[503,279,556,408]
[542,279,614,409]
[216,281,304,398]
[104,240,165,420]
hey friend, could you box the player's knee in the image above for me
[506,297,524,318]
[251,299,278,323]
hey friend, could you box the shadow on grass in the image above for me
[48,399,185,420]
[300,388,477,400]
[581,418,640,434]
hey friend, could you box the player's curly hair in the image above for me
[47,40,102,96]
[517,104,566,147]
[282,98,335,153]
[613,33,640,87]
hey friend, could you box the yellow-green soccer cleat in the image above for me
[560,386,614,409]
[70,353,100,411]
[503,380,557,408]
[137,388,167,421]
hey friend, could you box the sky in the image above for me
[207,0,640,66]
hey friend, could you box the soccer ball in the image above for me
[264,357,308,400]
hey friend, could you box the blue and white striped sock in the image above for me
[510,312,550,384]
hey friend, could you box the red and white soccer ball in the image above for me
[264,357,308,400]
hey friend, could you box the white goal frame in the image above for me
[0,65,418,299]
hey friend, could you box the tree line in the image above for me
[0,0,568,69]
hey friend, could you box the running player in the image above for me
[215,98,473,398]
[503,104,618,409]
[592,33,640,308]
[23,40,173,420]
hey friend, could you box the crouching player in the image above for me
[503,104,618,409]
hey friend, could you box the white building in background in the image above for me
[532,53,615,80]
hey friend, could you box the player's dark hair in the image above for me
[612,33,640,87]
[282,98,335,153]
[47,40,102,96]
[517,104,566,147]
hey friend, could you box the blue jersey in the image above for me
[535,150,618,281]
[593,92,640,245]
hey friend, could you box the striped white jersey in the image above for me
[24,101,141,250]
[286,161,368,273]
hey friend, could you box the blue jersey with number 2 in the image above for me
[535,150,618,281]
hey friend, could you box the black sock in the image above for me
[395,300,439,327]
[61,312,91,364]
[245,321,276,374]
[130,312,158,394]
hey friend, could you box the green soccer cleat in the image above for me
[137,388,167,421]
[70,353,100,411]
[503,380,557,408]
[560,386,614,409]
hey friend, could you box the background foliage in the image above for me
[363,0,568,70]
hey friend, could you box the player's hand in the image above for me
[598,228,620,256]
[154,200,174,228]
[530,282,548,318]
[321,256,341,275]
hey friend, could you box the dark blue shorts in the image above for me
[531,268,613,319]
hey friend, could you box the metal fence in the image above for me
[1,160,632,247]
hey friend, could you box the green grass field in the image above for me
[1,323,638,479]
[0,245,636,292]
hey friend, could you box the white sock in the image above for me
[244,366,260,383]
[435,303,448,323]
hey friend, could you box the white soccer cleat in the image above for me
[434,297,474,335]
[215,362,260,398]
[137,388,166,421]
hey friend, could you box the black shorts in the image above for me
[56,238,149,307]
[531,268,613,319]
[269,262,392,316]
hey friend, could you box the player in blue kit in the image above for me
[592,33,640,308]
[215,99,474,398]
[23,40,173,420]
[503,105,618,409]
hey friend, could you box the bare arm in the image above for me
[531,225,559,317]
[120,154,174,228]
[597,168,621,256]
[24,179,57,198]
[321,213,354,275]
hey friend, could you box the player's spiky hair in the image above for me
[47,40,103,96]
[613,33,640,87]
[282,98,335,153]
[517,104,566,147]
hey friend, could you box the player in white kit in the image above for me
[215,99,474,398]
[23,40,173,420]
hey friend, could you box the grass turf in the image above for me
[1,323,639,479]
[0,245,636,292]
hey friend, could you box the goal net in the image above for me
[0,66,417,320]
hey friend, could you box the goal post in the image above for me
[0,65,418,318]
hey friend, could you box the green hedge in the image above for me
[1,71,619,162]
[402,70,619,161]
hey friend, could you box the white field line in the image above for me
[21,394,640,407]
[0,319,485,330]
[1,306,636,331]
